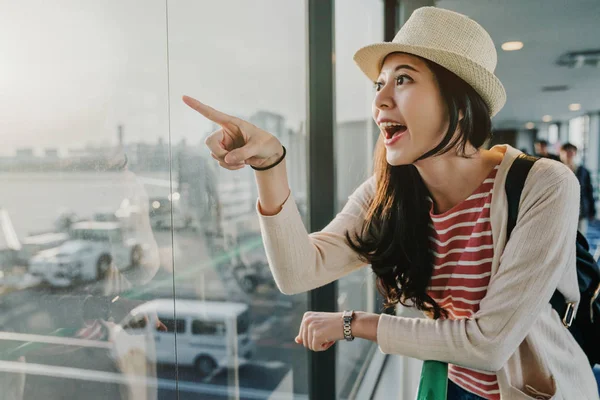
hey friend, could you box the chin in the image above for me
[386,150,416,166]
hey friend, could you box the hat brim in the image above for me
[353,42,506,117]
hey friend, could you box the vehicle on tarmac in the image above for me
[149,196,195,231]
[228,231,275,294]
[120,299,254,377]
[19,231,70,264]
[28,221,147,287]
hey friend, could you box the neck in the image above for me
[413,145,503,214]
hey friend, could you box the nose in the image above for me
[374,80,394,111]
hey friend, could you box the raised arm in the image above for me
[183,95,373,295]
[257,177,375,295]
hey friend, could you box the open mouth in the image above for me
[380,122,407,139]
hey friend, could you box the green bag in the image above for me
[416,360,448,400]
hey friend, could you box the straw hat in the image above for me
[353,7,506,117]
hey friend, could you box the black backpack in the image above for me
[505,154,600,366]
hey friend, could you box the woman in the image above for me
[183,7,598,400]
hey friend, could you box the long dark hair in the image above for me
[347,57,492,319]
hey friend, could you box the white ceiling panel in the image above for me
[436,0,600,129]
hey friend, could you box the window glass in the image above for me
[569,115,589,160]
[3,0,313,398]
[192,320,223,335]
[237,310,250,334]
[548,123,560,145]
[168,0,310,396]
[0,1,175,398]
[159,318,186,333]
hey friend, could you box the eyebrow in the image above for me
[394,64,419,73]
[376,63,420,81]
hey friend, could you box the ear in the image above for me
[458,109,465,122]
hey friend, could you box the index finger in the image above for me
[182,95,234,125]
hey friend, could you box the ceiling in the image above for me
[436,0,600,129]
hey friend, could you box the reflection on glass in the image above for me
[119,299,254,378]
[167,0,309,398]
[2,0,169,398]
[2,0,308,399]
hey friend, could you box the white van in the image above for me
[29,221,148,287]
[120,299,255,377]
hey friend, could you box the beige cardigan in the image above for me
[257,145,598,399]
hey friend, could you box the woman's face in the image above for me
[372,53,449,166]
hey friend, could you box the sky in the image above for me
[0,0,382,156]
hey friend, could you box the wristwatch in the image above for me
[342,310,355,341]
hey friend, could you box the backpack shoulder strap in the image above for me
[504,154,573,327]
[505,153,538,240]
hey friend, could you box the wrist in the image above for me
[253,144,286,172]
[267,143,284,163]
[352,311,380,343]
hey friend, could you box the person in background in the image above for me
[533,139,561,161]
[560,142,596,234]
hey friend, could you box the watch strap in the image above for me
[343,310,354,341]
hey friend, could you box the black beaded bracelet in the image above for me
[251,146,286,171]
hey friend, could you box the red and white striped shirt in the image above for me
[427,164,500,400]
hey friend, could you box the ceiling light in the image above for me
[525,122,535,129]
[502,41,524,51]
[569,103,581,111]
[542,115,552,122]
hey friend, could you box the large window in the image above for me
[548,123,560,145]
[0,1,171,399]
[168,0,309,397]
[0,1,309,398]
[569,115,590,162]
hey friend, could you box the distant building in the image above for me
[44,148,59,160]
[335,120,378,210]
[67,147,94,158]
[126,139,169,172]
[286,125,308,217]
[15,148,35,161]
[250,111,286,143]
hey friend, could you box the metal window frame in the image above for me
[306,1,337,399]
[305,1,399,399]
[384,0,400,41]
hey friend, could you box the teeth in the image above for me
[379,122,405,128]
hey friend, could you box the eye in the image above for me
[374,75,412,91]
[396,74,411,85]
